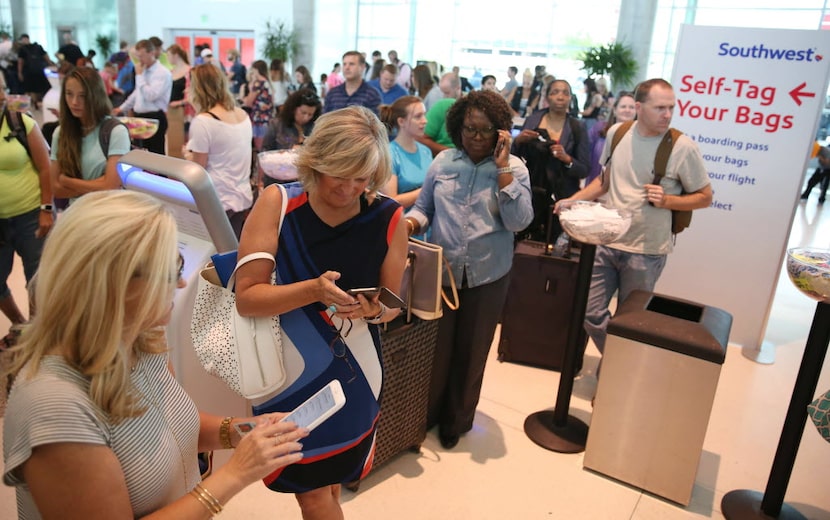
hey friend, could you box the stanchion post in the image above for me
[524,242,596,453]
[722,301,829,520]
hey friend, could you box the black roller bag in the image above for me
[498,206,588,372]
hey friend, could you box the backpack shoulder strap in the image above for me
[98,116,128,157]
[652,127,682,183]
[3,108,31,159]
[608,120,634,159]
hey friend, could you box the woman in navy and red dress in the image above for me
[235,105,408,519]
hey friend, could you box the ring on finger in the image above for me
[274,434,281,446]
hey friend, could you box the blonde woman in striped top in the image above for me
[2,190,308,519]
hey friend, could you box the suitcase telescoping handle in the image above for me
[544,203,555,255]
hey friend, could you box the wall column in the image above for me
[293,0,315,76]
[615,0,659,86]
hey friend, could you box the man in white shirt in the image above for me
[113,39,172,154]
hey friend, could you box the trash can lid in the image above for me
[607,290,732,364]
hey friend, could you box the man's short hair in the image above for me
[372,50,382,58]
[381,64,398,76]
[148,36,163,49]
[634,78,673,103]
[135,39,155,53]
[508,66,518,75]
[342,50,365,65]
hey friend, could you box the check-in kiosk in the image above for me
[117,150,246,420]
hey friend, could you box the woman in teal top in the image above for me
[379,96,433,209]
[49,67,131,204]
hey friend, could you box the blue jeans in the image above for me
[584,245,667,354]
[0,208,44,299]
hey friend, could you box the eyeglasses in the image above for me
[328,317,357,384]
[461,125,496,138]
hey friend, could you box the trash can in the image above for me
[583,290,732,506]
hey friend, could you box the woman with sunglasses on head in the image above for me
[2,190,307,520]
[404,90,533,450]
[235,106,408,519]
[511,79,591,241]
[258,88,322,189]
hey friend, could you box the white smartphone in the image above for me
[234,380,346,436]
[347,286,406,309]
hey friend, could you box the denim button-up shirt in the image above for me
[407,149,533,288]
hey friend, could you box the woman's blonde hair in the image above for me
[294,106,391,196]
[5,190,179,422]
[189,63,235,112]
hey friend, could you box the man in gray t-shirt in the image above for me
[556,78,713,369]
[500,66,518,99]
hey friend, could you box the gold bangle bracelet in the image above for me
[190,489,221,516]
[192,483,223,515]
[219,416,234,449]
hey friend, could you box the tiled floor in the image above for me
[1,191,829,519]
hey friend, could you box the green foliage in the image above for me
[261,20,299,63]
[578,42,639,90]
[95,34,114,59]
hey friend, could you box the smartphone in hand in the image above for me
[494,136,506,157]
[347,287,406,309]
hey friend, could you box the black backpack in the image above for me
[3,110,126,159]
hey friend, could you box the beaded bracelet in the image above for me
[191,482,223,515]
[219,417,234,449]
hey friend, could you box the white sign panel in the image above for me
[659,25,830,356]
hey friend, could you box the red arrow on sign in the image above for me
[789,82,816,106]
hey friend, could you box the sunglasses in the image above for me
[328,317,357,384]
[300,92,320,104]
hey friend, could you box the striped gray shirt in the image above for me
[3,352,200,518]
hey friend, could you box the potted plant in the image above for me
[96,34,114,62]
[578,42,639,92]
[261,19,299,63]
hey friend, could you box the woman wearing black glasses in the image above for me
[235,106,408,519]
[404,90,533,449]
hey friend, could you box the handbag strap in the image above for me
[441,257,460,311]
[227,184,289,290]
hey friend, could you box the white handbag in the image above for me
[190,185,288,399]
[399,238,459,320]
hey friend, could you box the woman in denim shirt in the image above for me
[405,90,533,449]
